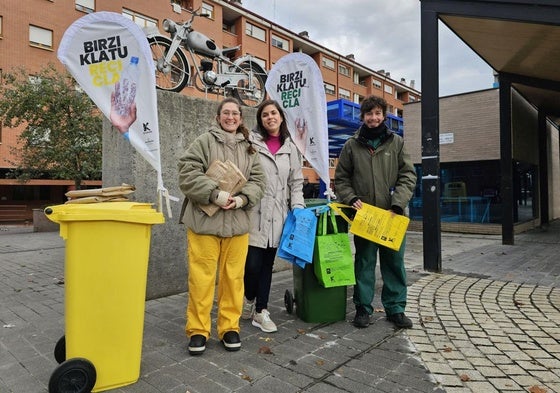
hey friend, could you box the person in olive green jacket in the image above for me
[334,96,417,329]
[178,97,266,355]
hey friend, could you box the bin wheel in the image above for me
[284,289,294,314]
[54,335,66,364]
[49,358,96,393]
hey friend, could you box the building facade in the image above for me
[0,0,420,222]
[404,88,560,234]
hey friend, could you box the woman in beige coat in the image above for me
[242,100,305,333]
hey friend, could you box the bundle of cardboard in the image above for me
[199,160,246,216]
[65,184,136,204]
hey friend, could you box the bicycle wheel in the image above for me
[147,36,190,92]
[234,62,267,107]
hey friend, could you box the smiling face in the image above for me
[218,102,242,133]
[362,106,385,128]
[260,104,283,136]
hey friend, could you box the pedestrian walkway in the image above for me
[0,221,559,393]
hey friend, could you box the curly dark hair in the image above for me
[359,95,387,121]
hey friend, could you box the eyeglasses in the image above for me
[221,111,241,117]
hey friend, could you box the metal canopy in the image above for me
[434,0,560,123]
[420,0,560,272]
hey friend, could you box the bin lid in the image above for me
[305,198,329,208]
[44,202,165,225]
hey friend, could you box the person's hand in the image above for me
[352,199,363,210]
[213,190,231,207]
[110,91,137,135]
[232,196,245,209]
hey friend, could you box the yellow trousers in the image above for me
[185,229,248,340]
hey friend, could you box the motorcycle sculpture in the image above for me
[144,7,267,107]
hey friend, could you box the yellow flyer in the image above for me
[329,202,409,251]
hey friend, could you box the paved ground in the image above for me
[0,221,559,393]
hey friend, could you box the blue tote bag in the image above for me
[277,208,318,267]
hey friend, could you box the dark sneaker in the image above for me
[353,306,370,328]
[188,334,206,355]
[221,331,241,351]
[387,312,413,329]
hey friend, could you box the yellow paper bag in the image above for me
[330,202,409,251]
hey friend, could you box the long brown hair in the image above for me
[215,97,256,154]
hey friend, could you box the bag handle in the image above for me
[318,209,339,236]
[328,202,354,225]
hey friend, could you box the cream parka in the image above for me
[334,126,417,212]
[248,131,305,248]
[178,125,266,237]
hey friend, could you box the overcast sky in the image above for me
[241,0,495,97]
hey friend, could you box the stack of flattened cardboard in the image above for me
[65,184,136,204]
[199,160,246,217]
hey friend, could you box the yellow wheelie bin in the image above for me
[45,202,164,393]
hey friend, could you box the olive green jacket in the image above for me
[178,125,266,237]
[334,127,416,213]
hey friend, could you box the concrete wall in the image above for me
[103,92,268,299]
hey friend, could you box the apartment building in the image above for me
[0,0,420,222]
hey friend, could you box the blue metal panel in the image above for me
[326,99,404,157]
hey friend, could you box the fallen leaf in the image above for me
[460,374,470,382]
[297,329,306,335]
[528,386,547,393]
[258,346,273,354]
[442,346,453,352]
[316,360,324,366]
[374,308,385,313]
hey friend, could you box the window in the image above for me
[29,25,53,49]
[324,83,335,95]
[338,64,350,77]
[322,57,335,70]
[384,84,393,95]
[271,34,289,51]
[373,79,382,89]
[75,0,95,13]
[122,9,157,29]
[339,88,350,100]
[171,0,193,10]
[409,96,417,102]
[353,93,361,104]
[201,2,214,19]
[0,16,3,38]
[353,71,360,84]
[223,21,236,34]
[246,22,266,42]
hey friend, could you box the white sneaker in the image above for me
[252,309,277,333]
[241,297,255,320]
